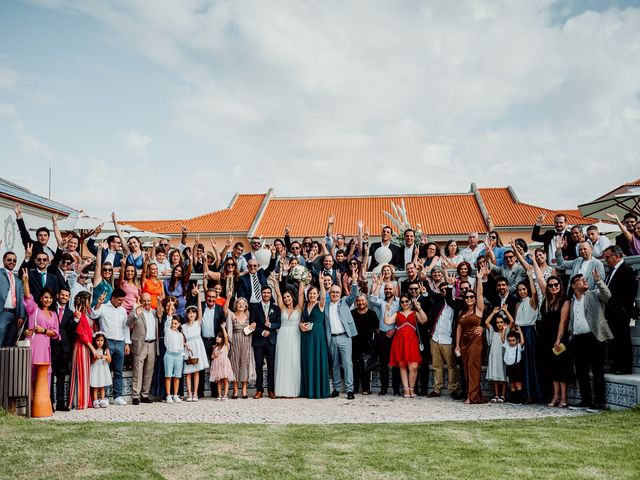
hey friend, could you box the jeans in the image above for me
[108,339,125,398]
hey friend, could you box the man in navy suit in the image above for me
[237,256,276,304]
[87,224,124,269]
[0,251,26,347]
[198,288,227,398]
[531,212,576,263]
[250,286,281,399]
[21,246,70,299]
[242,237,262,263]
[51,286,77,411]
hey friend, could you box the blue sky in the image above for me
[1,0,639,221]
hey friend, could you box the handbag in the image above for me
[363,351,380,373]
[415,321,425,352]
[185,355,199,365]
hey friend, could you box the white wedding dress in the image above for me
[274,309,301,397]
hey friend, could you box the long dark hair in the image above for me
[168,265,184,291]
[544,275,565,312]
[37,287,56,310]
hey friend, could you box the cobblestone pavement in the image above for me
[43,394,585,424]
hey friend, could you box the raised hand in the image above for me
[13,203,22,218]
[111,212,117,222]
[605,212,619,222]
[226,236,233,247]
[555,235,565,250]
[328,215,336,225]
[356,219,364,229]
[181,226,188,234]
[536,213,546,224]
[592,269,601,283]
[210,239,217,250]
[99,240,109,250]
[284,224,291,235]
[94,223,103,236]
[24,242,33,259]
[21,268,28,282]
[492,307,500,314]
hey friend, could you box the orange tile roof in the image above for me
[123,219,180,231]
[479,188,595,227]
[254,194,487,237]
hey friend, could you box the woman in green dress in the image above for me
[300,273,329,398]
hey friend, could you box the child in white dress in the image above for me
[484,305,514,403]
[90,332,112,408]
[182,304,209,402]
[209,323,235,400]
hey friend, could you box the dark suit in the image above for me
[369,242,399,270]
[51,305,76,407]
[16,217,55,268]
[23,266,69,299]
[393,244,417,270]
[531,225,577,261]
[236,258,276,302]
[0,269,26,347]
[87,238,124,267]
[250,301,281,393]
[605,261,638,373]
[198,301,226,398]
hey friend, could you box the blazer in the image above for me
[0,270,26,319]
[249,301,281,346]
[51,305,76,357]
[324,283,359,345]
[16,217,56,268]
[531,225,577,260]
[555,253,605,291]
[604,261,638,321]
[236,258,276,301]
[127,308,161,356]
[393,244,417,270]
[368,242,400,270]
[200,301,226,337]
[568,279,614,342]
[87,238,124,267]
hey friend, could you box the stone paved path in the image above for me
[43,394,585,424]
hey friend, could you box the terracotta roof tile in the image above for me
[479,188,595,227]
[254,194,487,237]
[122,220,180,231]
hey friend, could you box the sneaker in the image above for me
[497,396,505,403]
[99,398,109,408]
[173,395,182,403]
[193,396,199,402]
[166,395,174,404]
[113,396,127,406]
[221,396,227,401]
[92,400,100,408]
[185,396,193,402]
[586,404,605,413]
[489,396,498,403]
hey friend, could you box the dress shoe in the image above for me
[330,390,340,398]
[268,391,277,399]
[378,389,387,396]
[347,392,355,400]
[393,389,402,397]
[450,391,462,400]
[586,403,605,413]
[132,398,140,405]
[254,391,263,399]
[427,390,441,398]
[140,397,153,404]
[55,404,70,412]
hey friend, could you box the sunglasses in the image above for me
[5,258,16,263]
[548,283,560,288]
[103,268,113,272]
[291,246,300,250]
[400,300,411,304]
[504,256,515,260]
[464,295,476,299]
[225,263,235,267]
[303,243,312,247]
[36,258,48,262]
[248,264,258,268]
[408,287,419,291]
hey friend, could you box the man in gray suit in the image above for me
[127,293,159,405]
[324,272,359,399]
[567,271,613,412]
[555,239,605,291]
[0,251,26,346]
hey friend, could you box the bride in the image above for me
[271,275,304,397]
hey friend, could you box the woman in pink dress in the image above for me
[21,269,60,389]
[118,259,140,315]
[68,290,99,409]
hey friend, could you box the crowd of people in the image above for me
[0,204,638,414]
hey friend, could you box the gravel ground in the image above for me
[43,394,585,424]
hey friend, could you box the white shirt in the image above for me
[572,295,591,335]
[202,304,218,338]
[578,258,592,276]
[164,327,184,353]
[403,244,415,267]
[432,303,454,345]
[503,343,523,365]
[590,235,611,258]
[104,250,116,265]
[3,269,16,309]
[328,301,345,335]
[152,258,172,274]
[142,308,156,341]
[461,245,484,265]
[548,229,567,264]
[90,302,131,343]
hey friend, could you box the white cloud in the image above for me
[20,1,640,218]
[13,120,52,156]
[122,130,152,155]
[0,103,17,117]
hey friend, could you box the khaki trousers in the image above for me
[132,342,156,399]
[430,339,459,394]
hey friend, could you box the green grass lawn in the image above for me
[1,409,639,480]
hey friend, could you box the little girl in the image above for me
[209,323,235,400]
[182,304,209,402]
[90,332,112,408]
[504,327,526,405]
[485,305,513,404]
[164,315,186,404]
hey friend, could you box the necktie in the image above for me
[6,270,16,308]
[263,303,269,317]
[604,269,613,285]
[251,274,260,300]
[40,272,46,287]
[58,307,64,325]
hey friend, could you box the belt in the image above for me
[3,308,16,312]
[144,339,156,343]
[202,337,215,340]
[331,332,347,337]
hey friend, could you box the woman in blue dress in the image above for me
[164,264,191,319]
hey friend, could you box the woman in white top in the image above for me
[514,270,542,402]
[272,277,305,397]
[440,240,464,269]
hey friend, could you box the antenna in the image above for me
[48,160,52,199]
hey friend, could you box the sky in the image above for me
[1,0,639,222]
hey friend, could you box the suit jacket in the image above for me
[236,258,276,301]
[200,301,226,337]
[555,253,605,291]
[16,217,56,268]
[604,261,637,321]
[531,225,577,260]
[568,279,614,342]
[393,244,417,270]
[51,305,76,357]
[0,269,26,319]
[324,283,358,345]
[250,301,281,346]
[87,238,124,267]
[487,292,519,319]
[368,242,400,270]
[23,266,69,299]
[127,308,161,356]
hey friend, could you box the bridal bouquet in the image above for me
[290,265,312,285]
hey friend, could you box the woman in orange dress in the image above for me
[384,294,427,398]
[141,261,163,309]
[455,273,485,404]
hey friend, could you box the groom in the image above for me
[250,285,281,399]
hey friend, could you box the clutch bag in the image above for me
[243,325,255,335]
[552,343,566,356]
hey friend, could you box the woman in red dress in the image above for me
[384,294,427,398]
[455,273,485,404]
[68,291,99,410]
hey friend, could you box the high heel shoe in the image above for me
[409,388,416,398]
[403,388,411,398]
[547,397,560,407]
[559,398,568,408]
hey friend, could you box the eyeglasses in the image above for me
[36,258,48,262]
[489,235,497,239]
[408,287,419,291]
[291,246,300,250]
[103,268,113,272]
[225,263,235,267]
[548,283,560,288]
[463,295,476,299]
[248,264,258,268]
[400,300,411,304]
[504,256,515,260]
[5,258,16,263]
